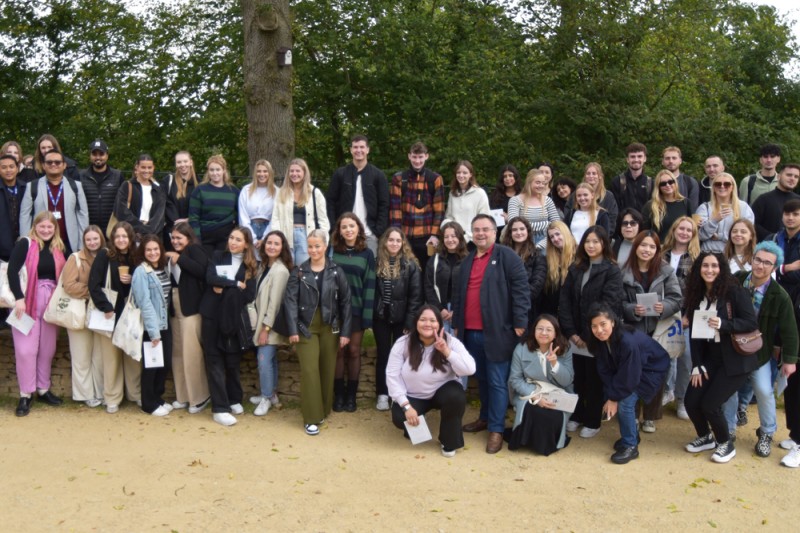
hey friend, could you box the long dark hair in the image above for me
[574,225,614,270]
[259,230,294,271]
[407,305,449,373]
[500,216,537,263]
[551,176,576,214]
[171,221,198,247]
[683,252,738,321]
[332,212,367,253]
[437,221,469,259]
[526,314,569,355]
[585,303,633,355]
[108,221,136,264]
[624,230,663,285]
[491,164,521,205]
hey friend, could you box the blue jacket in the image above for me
[595,329,670,403]
[131,263,168,339]
[452,243,530,362]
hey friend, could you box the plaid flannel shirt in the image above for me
[389,168,445,238]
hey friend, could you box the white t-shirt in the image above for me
[570,210,591,244]
[140,184,153,222]
[352,173,372,237]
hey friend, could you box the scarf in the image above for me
[24,238,66,316]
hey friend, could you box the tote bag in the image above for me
[653,311,685,359]
[43,253,87,329]
[87,266,118,337]
[112,292,144,361]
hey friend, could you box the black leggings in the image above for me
[373,316,406,396]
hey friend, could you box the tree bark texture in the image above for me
[241,0,294,181]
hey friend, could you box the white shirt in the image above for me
[140,184,153,223]
[570,210,591,243]
[352,173,371,237]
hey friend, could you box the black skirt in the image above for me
[506,402,569,456]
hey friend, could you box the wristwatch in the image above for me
[403,404,412,412]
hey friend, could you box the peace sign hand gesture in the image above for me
[546,342,559,367]
[433,328,451,358]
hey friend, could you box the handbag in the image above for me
[653,311,685,359]
[112,292,144,361]
[87,266,118,337]
[43,253,87,329]
[247,301,258,331]
[0,261,27,308]
[726,301,762,356]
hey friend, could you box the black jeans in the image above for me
[202,317,243,413]
[785,370,800,442]
[373,315,406,396]
[141,327,173,414]
[391,380,467,451]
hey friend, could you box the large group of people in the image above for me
[2,135,800,469]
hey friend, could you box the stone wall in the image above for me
[0,328,381,400]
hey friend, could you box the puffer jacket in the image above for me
[283,258,352,338]
[375,258,423,330]
[79,166,124,230]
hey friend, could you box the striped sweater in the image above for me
[188,183,240,238]
[331,247,376,328]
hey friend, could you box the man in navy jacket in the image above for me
[0,154,26,261]
[453,214,530,453]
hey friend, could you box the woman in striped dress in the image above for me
[331,213,376,412]
[507,169,561,249]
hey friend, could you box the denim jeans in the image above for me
[292,226,309,266]
[250,220,270,242]
[723,360,778,435]
[257,344,279,398]
[737,357,778,407]
[618,392,640,447]
[464,330,510,433]
[667,329,693,400]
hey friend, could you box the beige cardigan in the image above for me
[252,259,291,346]
[60,248,96,300]
[270,186,330,249]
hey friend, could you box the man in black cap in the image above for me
[80,139,123,232]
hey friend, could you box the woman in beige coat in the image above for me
[250,230,294,416]
[61,225,106,407]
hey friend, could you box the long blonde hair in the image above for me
[201,154,234,187]
[709,172,741,220]
[174,151,198,199]
[248,159,277,198]
[583,162,608,202]
[650,169,686,231]
[574,182,600,225]
[662,216,700,261]
[376,227,419,279]
[277,158,312,206]
[545,220,576,290]
[29,211,66,252]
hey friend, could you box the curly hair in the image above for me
[376,227,419,279]
[683,252,739,321]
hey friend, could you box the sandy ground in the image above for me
[1,399,796,532]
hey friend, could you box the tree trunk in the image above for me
[241,0,294,182]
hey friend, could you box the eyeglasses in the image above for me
[620,220,638,227]
[753,256,775,268]
[535,327,555,333]
[472,227,496,234]
[714,182,733,189]
[659,179,676,188]
[44,160,64,166]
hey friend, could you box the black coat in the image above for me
[559,259,623,342]
[689,285,760,377]
[282,258,352,338]
[171,243,209,317]
[523,251,547,323]
[452,244,530,362]
[0,181,26,261]
[88,248,133,323]
[326,163,389,238]
[199,251,257,319]
[114,179,167,236]
[79,166,124,229]
[374,258,423,330]
[596,329,670,403]
[424,252,462,312]
[162,174,196,231]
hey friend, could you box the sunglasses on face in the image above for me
[44,160,64,166]
[659,179,675,188]
[620,220,638,227]
[714,182,733,189]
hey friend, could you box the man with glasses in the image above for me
[453,214,529,453]
[721,242,798,460]
[740,144,781,205]
[20,150,89,255]
[662,146,699,212]
[751,164,800,241]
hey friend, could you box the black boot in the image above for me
[345,380,358,412]
[15,397,32,417]
[333,379,346,412]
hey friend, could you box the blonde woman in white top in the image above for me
[508,169,561,248]
[239,159,277,249]
[271,158,330,265]
[696,172,754,253]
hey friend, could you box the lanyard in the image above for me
[6,184,17,196]
[47,181,64,209]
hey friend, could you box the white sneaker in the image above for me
[188,397,210,414]
[249,395,263,406]
[162,402,174,413]
[662,390,675,406]
[676,400,689,420]
[85,399,102,408]
[441,445,456,458]
[780,438,798,450]
[780,445,800,468]
[254,398,271,416]
[376,395,390,411]
[711,440,736,463]
[171,401,189,410]
[269,393,281,408]
[641,420,656,433]
[566,421,580,432]
[151,405,170,417]
[305,423,320,435]
[106,404,119,414]
[230,403,244,415]
[580,426,600,438]
[213,412,237,426]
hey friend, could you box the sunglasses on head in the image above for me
[714,181,733,189]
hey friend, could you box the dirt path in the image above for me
[1,400,794,531]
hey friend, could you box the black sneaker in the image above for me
[712,440,736,463]
[736,407,748,427]
[755,429,772,458]
[685,433,716,453]
[611,446,639,464]
[37,390,63,406]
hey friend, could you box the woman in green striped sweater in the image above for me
[330,213,376,412]
[188,155,240,255]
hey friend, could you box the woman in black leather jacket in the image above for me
[373,227,423,411]
[283,229,351,436]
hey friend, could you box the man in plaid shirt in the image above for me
[389,142,445,272]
